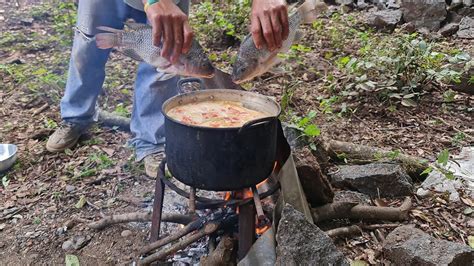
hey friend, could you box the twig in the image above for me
[188,187,196,214]
[139,222,219,265]
[0,207,25,221]
[33,103,49,115]
[252,186,265,220]
[359,223,401,230]
[139,218,204,256]
[88,212,195,230]
[97,109,131,131]
[325,225,362,238]
[200,235,236,266]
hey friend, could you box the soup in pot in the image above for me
[167,100,269,128]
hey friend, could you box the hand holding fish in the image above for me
[251,0,289,51]
[144,0,194,64]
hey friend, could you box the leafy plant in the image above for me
[190,0,251,47]
[451,132,466,147]
[287,110,321,150]
[421,149,455,180]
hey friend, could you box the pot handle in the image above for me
[177,78,204,94]
[238,116,277,134]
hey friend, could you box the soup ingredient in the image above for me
[231,0,327,83]
[168,100,269,128]
[95,22,215,78]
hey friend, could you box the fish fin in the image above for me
[125,22,150,30]
[95,33,120,49]
[298,0,328,24]
[97,26,123,33]
[122,49,143,61]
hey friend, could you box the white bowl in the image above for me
[0,144,18,172]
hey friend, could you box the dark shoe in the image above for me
[46,122,84,152]
[143,152,164,177]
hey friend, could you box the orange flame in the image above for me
[256,224,271,235]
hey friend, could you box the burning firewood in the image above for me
[200,235,236,266]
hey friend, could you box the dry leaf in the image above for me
[75,196,87,209]
[411,209,433,224]
[461,197,474,207]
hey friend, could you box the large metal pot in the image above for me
[162,79,281,191]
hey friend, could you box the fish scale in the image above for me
[96,23,215,78]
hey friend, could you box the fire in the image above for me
[224,192,231,201]
[256,224,271,235]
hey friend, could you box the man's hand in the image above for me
[145,0,194,64]
[251,0,289,51]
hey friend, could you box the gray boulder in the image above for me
[401,0,447,31]
[330,163,414,197]
[439,23,460,36]
[383,225,473,265]
[457,16,474,39]
[276,204,349,266]
[367,10,403,31]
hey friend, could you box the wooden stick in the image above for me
[33,103,49,115]
[359,223,401,230]
[88,212,195,230]
[139,219,203,256]
[252,186,265,220]
[312,197,412,223]
[97,109,131,131]
[200,235,236,266]
[325,225,362,238]
[189,187,196,214]
[139,222,219,265]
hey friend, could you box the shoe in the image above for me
[144,152,165,177]
[46,122,84,152]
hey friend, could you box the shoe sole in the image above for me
[46,137,80,153]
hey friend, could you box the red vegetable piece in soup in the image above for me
[168,100,269,128]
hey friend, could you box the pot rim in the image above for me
[162,89,282,131]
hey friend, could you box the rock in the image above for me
[121,230,132,237]
[458,7,474,17]
[336,0,354,5]
[294,148,334,207]
[457,16,474,39]
[65,185,75,193]
[415,187,433,198]
[20,17,34,26]
[383,225,473,265]
[422,147,474,201]
[61,239,75,251]
[276,204,349,266]
[367,10,403,32]
[333,190,371,205]
[330,163,414,197]
[61,235,91,251]
[439,23,460,36]
[281,122,308,150]
[401,0,447,31]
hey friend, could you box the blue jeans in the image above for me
[60,0,189,161]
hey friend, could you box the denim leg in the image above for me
[127,0,189,161]
[60,0,128,128]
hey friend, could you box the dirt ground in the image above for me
[1,0,473,265]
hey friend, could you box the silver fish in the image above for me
[232,0,327,83]
[96,22,215,78]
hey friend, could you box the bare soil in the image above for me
[1,1,472,265]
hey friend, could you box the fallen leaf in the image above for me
[75,196,87,209]
[464,208,473,215]
[65,254,80,266]
[468,236,474,249]
[351,260,368,266]
[411,209,434,224]
[461,197,474,207]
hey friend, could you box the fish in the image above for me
[95,22,215,78]
[231,0,327,83]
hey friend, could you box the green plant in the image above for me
[452,132,466,147]
[287,110,321,150]
[33,217,41,225]
[114,103,130,117]
[2,175,9,189]
[421,149,455,180]
[190,0,251,46]
[44,118,58,129]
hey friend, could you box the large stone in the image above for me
[367,10,403,32]
[276,204,349,266]
[401,0,447,31]
[330,163,414,197]
[333,190,371,205]
[457,16,474,39]
[439,23,460,36]
[383,225,473,265]
[294,148,334,207]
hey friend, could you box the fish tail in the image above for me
[298,0,328,24]
[95,26,123,49]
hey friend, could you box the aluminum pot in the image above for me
[162,78,281,191]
